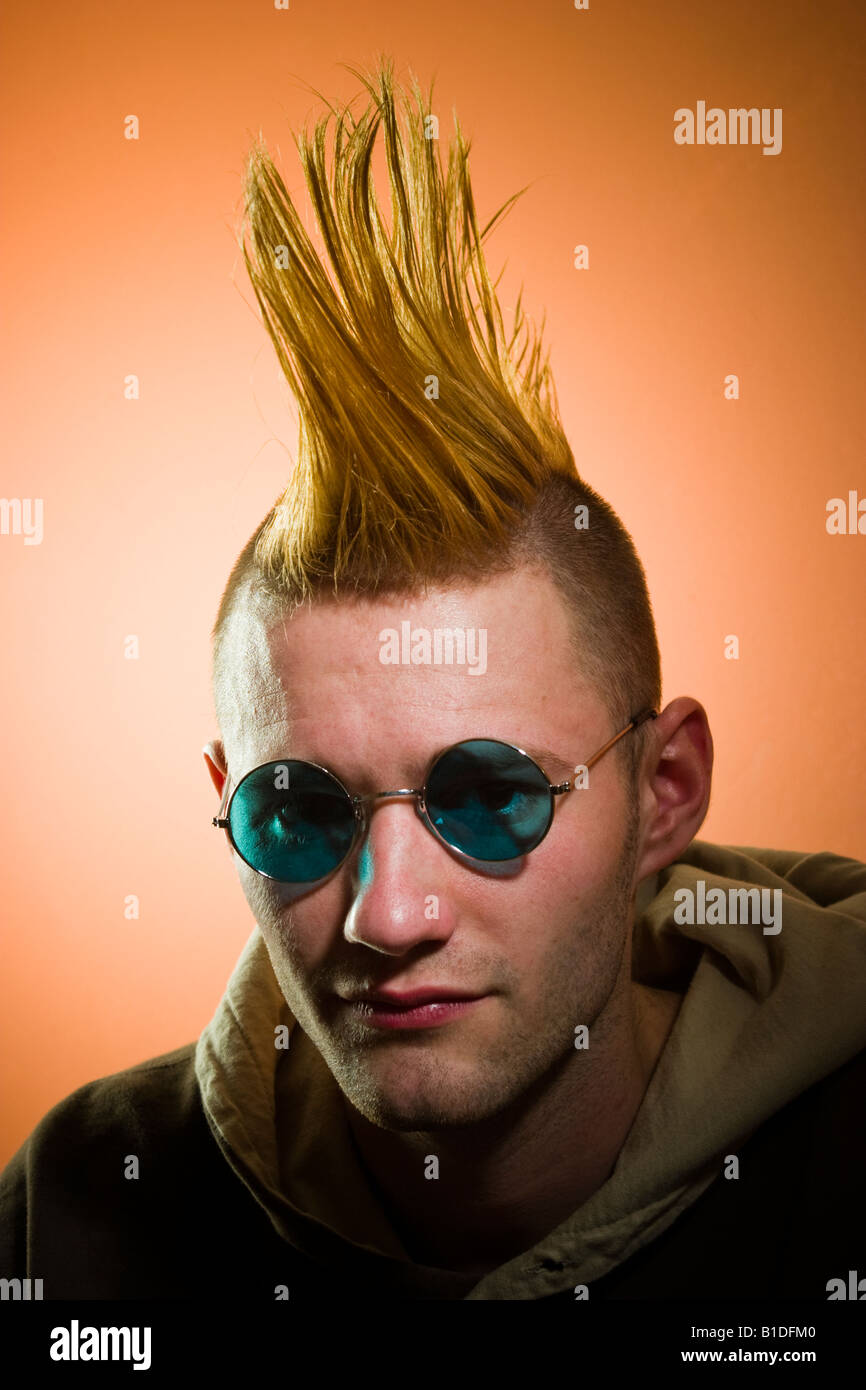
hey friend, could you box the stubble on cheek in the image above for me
[522,807,641,1061]
[240,872,335,1039]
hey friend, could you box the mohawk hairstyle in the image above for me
[213,56,662,787]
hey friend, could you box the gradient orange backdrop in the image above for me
[1,0,864,1166]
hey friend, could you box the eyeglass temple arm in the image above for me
[213,772,232,828]
[587,706,658,768]
[551,707,658,795]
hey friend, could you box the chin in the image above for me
[339,1060,509,1131]
[351,1096,486,1132]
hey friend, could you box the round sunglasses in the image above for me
[212,708,658,883]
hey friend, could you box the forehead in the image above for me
[225,568,603,780]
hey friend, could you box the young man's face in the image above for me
[218,566,649,1132]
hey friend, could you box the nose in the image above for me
[343,795,457,953]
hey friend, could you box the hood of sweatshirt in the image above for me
[194,839,866,1299]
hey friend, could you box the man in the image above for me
[1,59,864,1302]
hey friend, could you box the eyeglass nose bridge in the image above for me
[362,787,423,802]
[352,785,426,813]
[350,786,430,840]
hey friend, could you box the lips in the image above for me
[348,987,483,1009]
[344,990,488,1031]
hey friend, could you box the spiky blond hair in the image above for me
[213,57,661,784]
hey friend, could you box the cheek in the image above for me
[520,806,615,907]
[500,816,630,971]
[240,867,346,975]
[542,780,631,891]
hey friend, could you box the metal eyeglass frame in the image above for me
[212,707,659,880]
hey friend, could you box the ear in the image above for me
[202,739,228,798]
[632,697,713,882]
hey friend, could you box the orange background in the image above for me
[1,0,864,1166]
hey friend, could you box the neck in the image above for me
[343,978,681,1278]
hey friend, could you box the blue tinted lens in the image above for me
[228,760,356,883]
[424,740,552,860]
